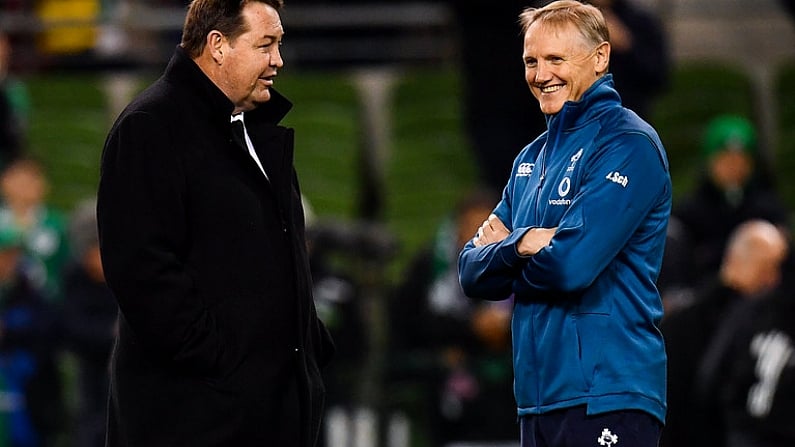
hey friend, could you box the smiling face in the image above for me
[215,2,284,113]
[523,21,609,115]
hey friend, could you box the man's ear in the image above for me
[207,30,225,64]
[594,41,610,74]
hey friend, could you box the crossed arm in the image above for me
[473,213,556,256]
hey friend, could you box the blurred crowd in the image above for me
[0,0,794,447]
[0,156,116,445]
[0,25,118,447]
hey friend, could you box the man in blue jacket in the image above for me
[458,1,671,446]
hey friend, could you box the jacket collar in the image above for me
[163,45,293,126]
[545,74,621,130]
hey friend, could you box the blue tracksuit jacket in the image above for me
[458,75,670,423]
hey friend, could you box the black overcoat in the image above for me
[97,46,334,447]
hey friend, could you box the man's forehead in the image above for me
[526,21,583,39]
[238,6,283,40]
[525,23,589,50]
[243,3,283,30]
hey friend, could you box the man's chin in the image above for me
[539,103,564,115]
[257,90,272,103]
[244,98,270,112]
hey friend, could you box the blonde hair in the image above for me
[519,0,610,48]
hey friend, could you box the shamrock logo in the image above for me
[597,428,618,447]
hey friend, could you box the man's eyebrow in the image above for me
[260,32,283,41]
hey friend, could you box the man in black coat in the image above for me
[96,0,334,446]
[718,260,795,446]
[661,219,789,447]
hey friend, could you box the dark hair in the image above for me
[180,0,284,58]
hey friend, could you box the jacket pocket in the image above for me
[574,313,610,390]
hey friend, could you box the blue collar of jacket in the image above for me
[544,74,621,131]
[163,45,293,127]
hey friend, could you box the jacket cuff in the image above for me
[497,226,533,266]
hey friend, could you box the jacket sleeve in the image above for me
[97,111,230,377]
[510,132,670,294]
[457,171,528,301]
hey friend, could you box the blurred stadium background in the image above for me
[1,0,793,274]
[1,0,794,446]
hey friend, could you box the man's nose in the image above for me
[534,62,549,83]
[271,47,284,68]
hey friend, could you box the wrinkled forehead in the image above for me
[526,20,589,44]
[240,2,284,36]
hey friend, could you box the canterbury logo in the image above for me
[517,163,534,177]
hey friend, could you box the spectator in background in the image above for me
[0,157,70,303]
[62,198,117,447]
[662,219,790,447]
[718,247,795,447]
[0,221,63,447]
[672,115,790,290]
[390,188,516,445]
[588,0,670,120]
[0,29,30,169]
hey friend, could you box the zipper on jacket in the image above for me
[532,143,547,223]
[534,109,564,219]
[531,302,541,409]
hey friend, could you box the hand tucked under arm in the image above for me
[473,214,511,247]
